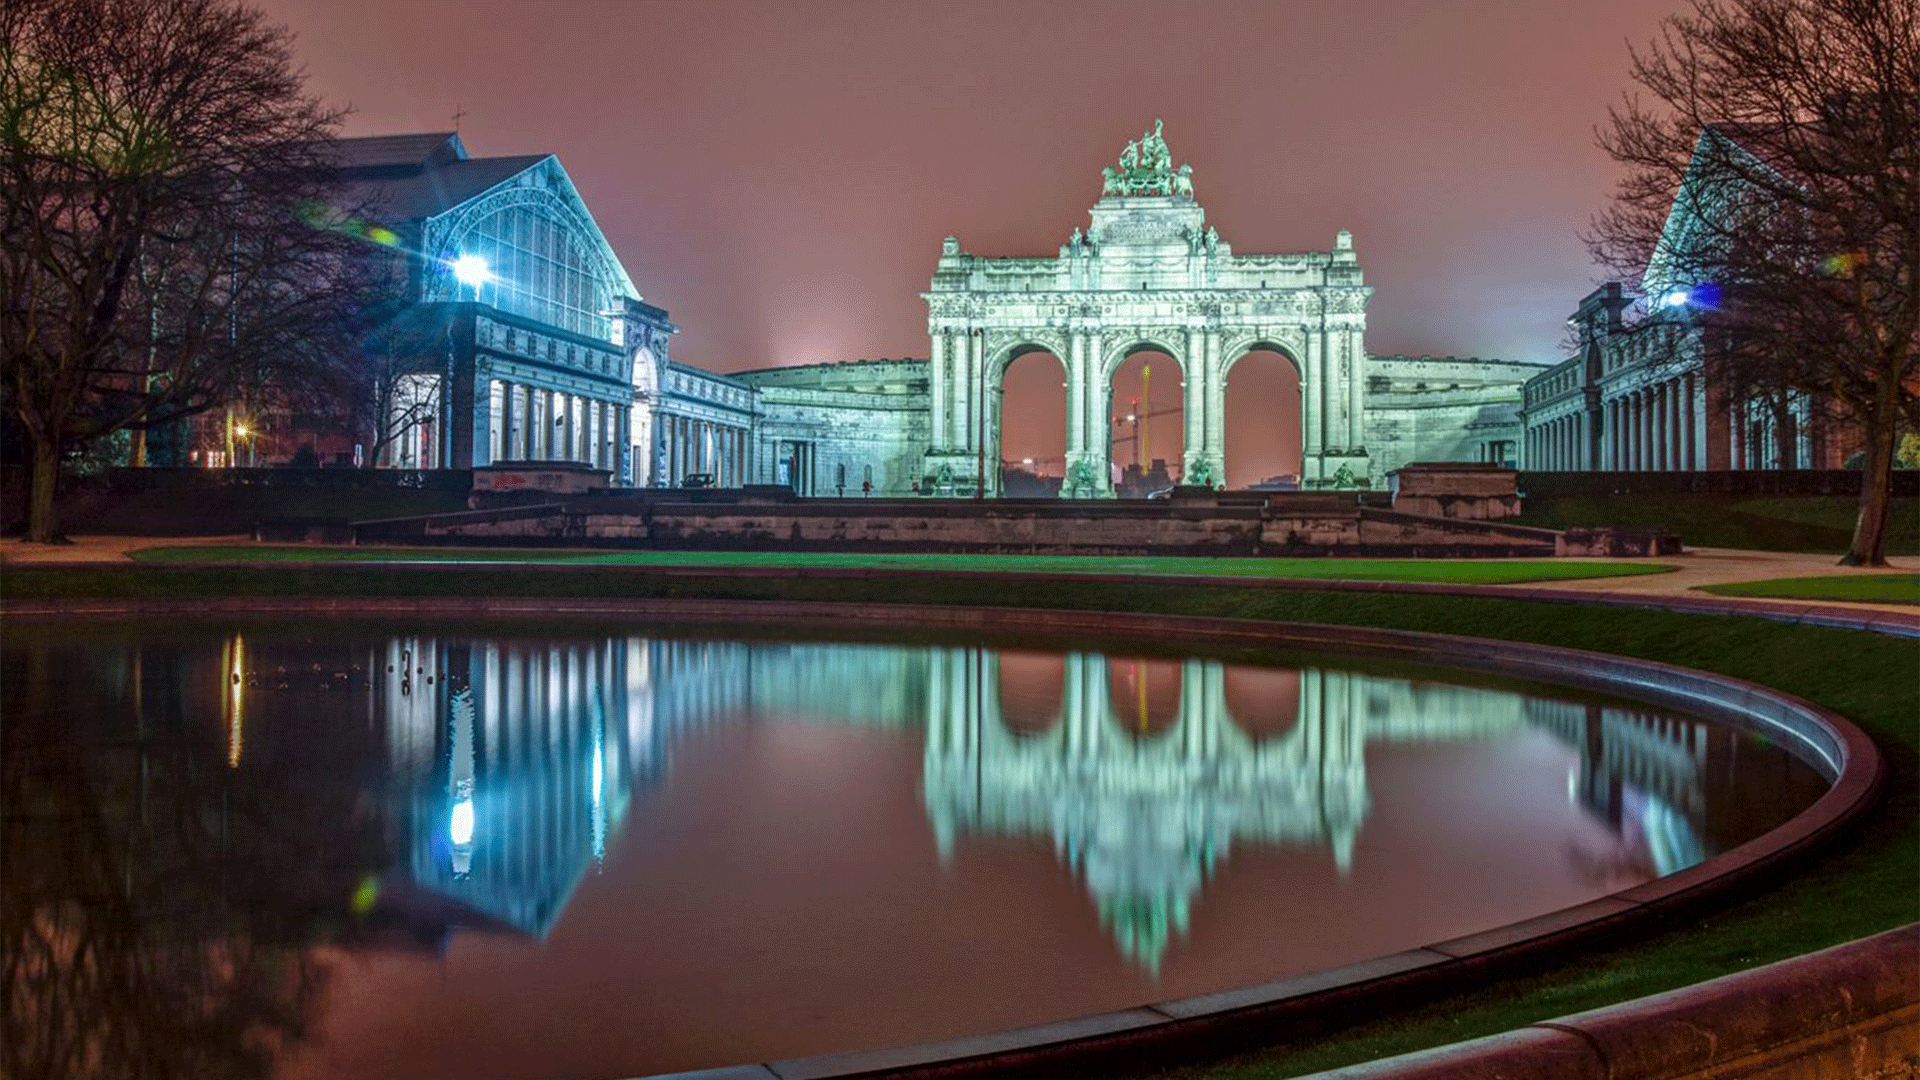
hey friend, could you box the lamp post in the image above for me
[446,255,493,470]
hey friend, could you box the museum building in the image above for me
[1517,122,1860,473]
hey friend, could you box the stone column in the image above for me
[1303,328,1324,479]
[1319,325,1336,451]
[1205,330,1227,476]
[1086,332,1111,495]
[1622,394,1635,470]
[1182,328,1201,472]
[1656,386,1669,470]
[516,381,531,463]
[1067,331,1086,459]
[1345,327,1365,456]
[1610,399,1622,469]
[1674,379,1689,470]
[929,332,948,452]
[1651,380,1666,468]
[1689,374,1706,472]
[1193,328,1214,478]
[1651,386,1666,470]
[496,381,514,463]
[1640,390,1652,471]
[965,331,983,457]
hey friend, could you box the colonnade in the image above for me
[1526,411,1593,471]
[1602,373,1706,471]
[657,414,749,487]
[1524,373,1711,472]
[486,379,627,473]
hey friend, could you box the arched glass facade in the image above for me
[460,205,612,340]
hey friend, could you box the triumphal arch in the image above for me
[922,121,1373,496]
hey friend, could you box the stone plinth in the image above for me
[1389,463,1521,520]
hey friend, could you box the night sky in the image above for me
[254,0,1688,479]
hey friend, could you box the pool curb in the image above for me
[1,595,1896,1080]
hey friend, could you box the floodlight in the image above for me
[1659,288,1691,308]
[451,254,492,288]
[450,797,475,846]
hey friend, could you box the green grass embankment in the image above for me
[1697,573,1920,606]
[4,565,1914,1079]
[1514,494,1920,554]
[121,544,1674,586]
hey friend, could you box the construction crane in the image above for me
[1112,361,1184,466]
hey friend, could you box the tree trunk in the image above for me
[25,431,64,544]
[1839,383,1898,567]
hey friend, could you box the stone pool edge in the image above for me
[1,596,1892,1080]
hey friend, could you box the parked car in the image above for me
[678,473,715,489]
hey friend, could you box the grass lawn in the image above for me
[121,544,1676,586]
[1698,573,1920,606]
[4,565,1914,1079]
[1514,493,1920,555]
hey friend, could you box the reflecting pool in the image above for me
[1,622,1825,1080]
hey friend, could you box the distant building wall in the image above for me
[1366,356,1542,476]
[735,359,931,496]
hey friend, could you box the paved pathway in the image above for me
[3,535,1914,616]
[1486,546,1918,615]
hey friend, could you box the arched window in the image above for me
[457,205,612,339]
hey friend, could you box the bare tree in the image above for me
[1590,0,1918,565]
[352,299,452,470]
[0,0,375,542]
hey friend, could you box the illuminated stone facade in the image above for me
[923,122,1376,496]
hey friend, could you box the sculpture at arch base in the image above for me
[1184,459,1221,489]
[1063,459,1104,500]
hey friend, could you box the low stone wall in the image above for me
[1301,924,1918,1080]
[375,496,1593,556]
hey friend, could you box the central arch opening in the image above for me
[997,347,1066,496]
[1109,348,1184,496]
[1106,657,1182,740]
[997,651,1064,735]
[1224,347,1304,489]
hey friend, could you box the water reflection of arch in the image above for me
[922,653,1543,968]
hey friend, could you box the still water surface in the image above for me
[2,622,1824,1080]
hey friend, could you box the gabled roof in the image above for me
[318,131,641,303]
[325,132,548,223]
[330,131,468,171]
